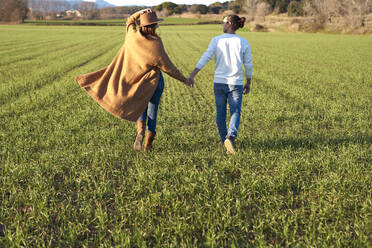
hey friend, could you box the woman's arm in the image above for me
[158,52,190,85]
[156,42,192,86]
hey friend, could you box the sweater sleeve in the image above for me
[243,41,253,79]
[156,41,187,83]
[126,11,141,33]
[196,38,216,70]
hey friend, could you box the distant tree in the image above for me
[274,0,291,13]
[178,4,188,13]
[98,6,142,19]
[264,0,277,9]
[75,1,97,18]
[288,1,303,16]
[173,6,182,14]
[244,0,271,21]
[303,0,339,24]
[31,0,51,13]
[0,0,2,21]
[303,0,372,27]
[209,2,224,14]
[158,8,169,17]
[0,0,28,23]
[242,0,294,15]
[228,1,243,13]
[190,4,208,14]
[234,0,245,7]
[256,2,271,19]
[154,2,179,15]
[243,0,258,20]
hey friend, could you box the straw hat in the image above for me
[140,12,164,27]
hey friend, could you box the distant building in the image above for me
[56,13,64,18]
[66,10,82,17]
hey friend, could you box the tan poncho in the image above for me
[76,11,187,122]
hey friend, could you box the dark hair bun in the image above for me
[239,17,246,28]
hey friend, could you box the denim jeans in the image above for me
[214,83,243,143]
[137,72,164,133]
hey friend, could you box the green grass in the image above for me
[24,17,217,26]
[0,24,371,247]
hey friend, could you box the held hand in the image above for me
[189,68,200,82]
[243,78,251,95]
[185,77,194,87]
[190,77,194,87]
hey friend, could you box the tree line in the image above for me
[1,0,372,29]
[0,0,28,23]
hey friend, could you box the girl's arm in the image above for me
[156,42,191,86]
[158,51,189,85]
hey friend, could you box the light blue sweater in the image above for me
[196,33,253,85]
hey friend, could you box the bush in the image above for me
[228,2,242,14]
[154,2,179,15]
[299,22,324,32]
[190,4,208,14]
[274,0,290,13]
[251,24,268,32]
[288,1,303,17]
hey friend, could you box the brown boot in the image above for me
[133,120,146,151]
[144,131,156,152]
[224,136,236,155]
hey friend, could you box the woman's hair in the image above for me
[140,23,158,39]
[226,15,246,30]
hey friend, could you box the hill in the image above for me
[28,0,115,11]
[68,0,115,9]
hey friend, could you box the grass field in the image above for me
[0,24,371,247]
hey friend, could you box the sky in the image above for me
[99,0,225,6]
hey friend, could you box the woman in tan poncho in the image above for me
[76,9,192,151]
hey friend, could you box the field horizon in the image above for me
[23,17,220,26]
[0,24,371,247]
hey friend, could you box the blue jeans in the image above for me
[137,72,164,133]
[214,83,243,143]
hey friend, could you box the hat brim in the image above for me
[140,19,164,27]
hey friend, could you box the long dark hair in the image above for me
[140,23,158,39]
[226,15,246,30]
